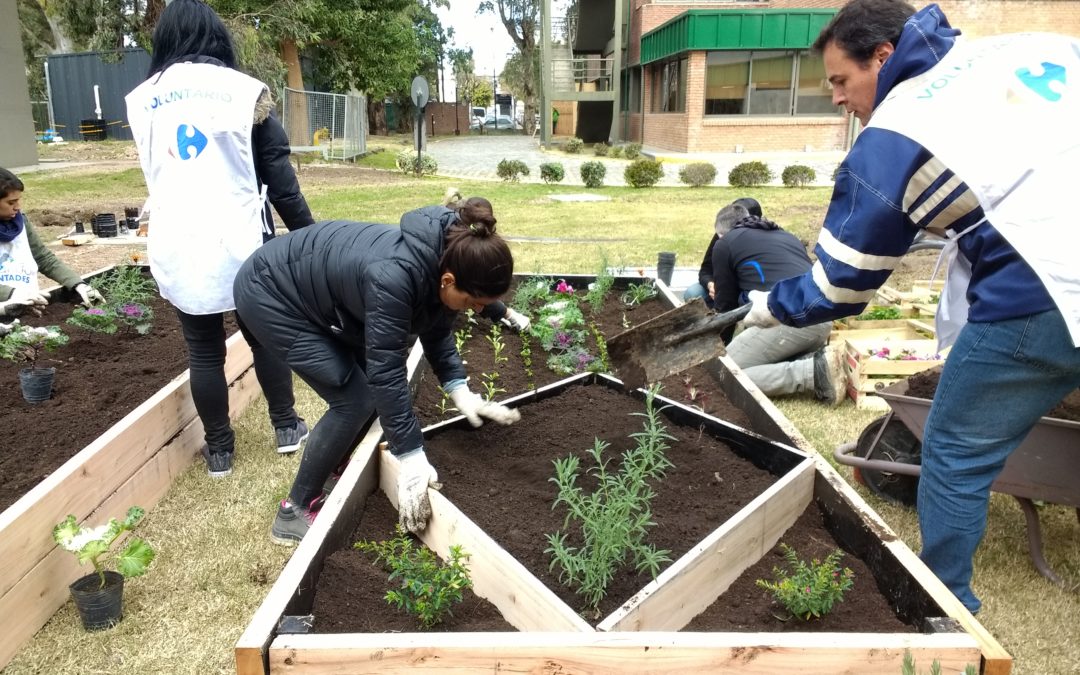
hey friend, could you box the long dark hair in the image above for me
[439,197,513,299]
[812,0,916,63]
[147,0,237,77]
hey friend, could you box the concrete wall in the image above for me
[627,0,1080,151]
[0,0,38,168]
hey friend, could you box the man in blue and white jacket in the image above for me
[742,0,1080,614]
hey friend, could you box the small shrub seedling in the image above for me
[856,306,902,321]
[755,543,854,621]
[621,280,657,307]
[53,506,156,589]
[539,162,565,184]
[356,525,472,629]
[0,321,68,369]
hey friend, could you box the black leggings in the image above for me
[175,309,298,453]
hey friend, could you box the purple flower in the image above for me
[86,308,106,316]
[555,280,574,295]
[555,332,573,348]
[120,304,144,317]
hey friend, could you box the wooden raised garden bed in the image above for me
[0,268,261,670]
[237,275,1010,674]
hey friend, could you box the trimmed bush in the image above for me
[395,150,438,176]
[497,158,530,182]
[623,142,642,160]
[580,161,606,188]
[593,143,610,157]
[727,161,774,187]
[678,162,717,187]
[564,137,584,154]
[540,162,565,184]
[624,158,664,188]
[782,164,817,187]
[608,145,623,159]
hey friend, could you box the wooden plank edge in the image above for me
[0,364,260,671]
[0,333,253,600]
[710,354,816,455]
[234,422,385,675]
[600,460,815,632]
[269,631,980,673]
[378,450,592,632]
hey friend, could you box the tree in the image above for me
[479,0,539,134]
[500,47,539,115]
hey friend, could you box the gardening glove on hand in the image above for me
[12,288,49,307]
[743,290,780,329]
[449,387,521,428]
[397,449,439,533]
[500,307,531,333]
[0,296,35,317]
[74,283,104,307]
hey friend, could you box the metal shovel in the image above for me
[607,299,751,389]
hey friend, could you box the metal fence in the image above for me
[281,87,367,161]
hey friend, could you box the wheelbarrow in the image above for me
[834,375,1080,586]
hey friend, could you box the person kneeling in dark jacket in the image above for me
[234,197,521,543]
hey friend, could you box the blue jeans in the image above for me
[918,309,1080,613]
[682,283,710,307]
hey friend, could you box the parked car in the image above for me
[469,114,521,131]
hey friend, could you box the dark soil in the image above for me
[685,501,914,632]
[312,490,515,633]
[0,287,234,512]
[413,286,751,430]
[906,368,1080,421]
[423,382,781,622]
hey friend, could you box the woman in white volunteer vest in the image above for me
[127,0,315,478]
[0,168,103,317]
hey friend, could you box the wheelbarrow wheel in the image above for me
[856,415,921,507]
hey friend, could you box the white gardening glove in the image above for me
[500,307,531,333]
[743,290,780,329]
[74,283,104,307]
[12,288,49,306]
[397,449,439,533]
[449,386,521,428]
[0,296,35,317]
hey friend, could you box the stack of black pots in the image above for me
[91,213,118,238]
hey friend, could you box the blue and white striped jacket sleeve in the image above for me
[768,128,982,327]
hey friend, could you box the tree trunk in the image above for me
[279,38,309,146]
[367,98,386,136]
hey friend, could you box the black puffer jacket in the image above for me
[234,206,467,454]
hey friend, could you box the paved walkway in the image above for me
[425,135,845,188]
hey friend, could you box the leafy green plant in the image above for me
[487,323,509,366]
[115,302,154,335]
[678,162,717,187]
[0,321,69,369]
[539,162,565,184]
[68,306,118,334]
[580,161,606,188]
[395,150,438,176]
[608,145,623,159]
[520,337,535,390]
[781,164,817,187]
[728,161,774,187]
[623,142,642,160]
[512,277,552,312]
[901,651,977,675]
[593,142,610,157]
[90,265,155,306]
[479,370,505,401]
[496,158,530,182]
[584,255,614,315]
[589,323,610,372]
[856,306,902,321]
[356,525,472,629]
[53,506,156,589]
[621,280,657,307]
[564,137,584,154]
[624,159,664,188]
[755,544,854,620]
[546,386,675,613]
[547,347,602,375]
[435,385,453,418]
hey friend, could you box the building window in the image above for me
[651,58,686,113]
[705,50,839,116]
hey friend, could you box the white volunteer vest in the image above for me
[125,63,268,314]
[0,229,40,295]
[870,33,1080,347]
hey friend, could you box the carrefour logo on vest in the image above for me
[175,124,208,160]
[1015,62,1066,102]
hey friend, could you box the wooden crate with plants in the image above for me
[843,338,949,411]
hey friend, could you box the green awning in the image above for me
[640,9,837,65]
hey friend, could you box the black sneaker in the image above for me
[270,498,319,546]
[813,346,847,406]
[275,419,309,454]
[203,447,234,478]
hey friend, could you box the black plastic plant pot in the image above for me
[18,367,55,404]
[69,571,124,631]
[93,213,118,238]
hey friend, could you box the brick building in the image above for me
[540,0,1080,152]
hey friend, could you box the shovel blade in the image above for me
[608,299,742,389]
